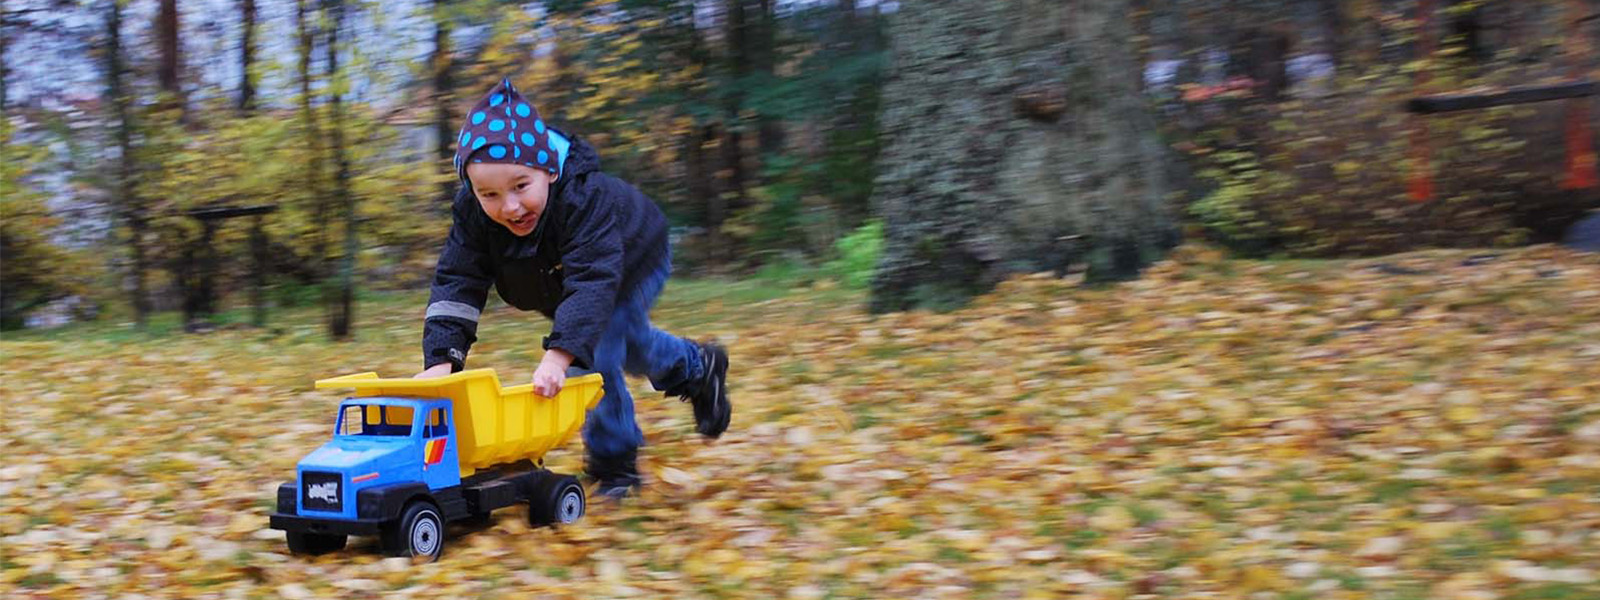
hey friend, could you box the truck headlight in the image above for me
[276,483,297,514]
[358,488,383,519]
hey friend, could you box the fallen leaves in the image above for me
[3,245,1599,597]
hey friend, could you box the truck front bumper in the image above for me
[269,513,385,536]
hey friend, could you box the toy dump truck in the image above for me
[268,369,604,561]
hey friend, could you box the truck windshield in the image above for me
[338,404,415,437]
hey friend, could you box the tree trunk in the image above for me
[1446,0,1489,64]
[1238,24,1290,101]
[719,0,750,238]
[325,0,355,340]
[239,0,257,113]
[685,125,717,227]
[1,7,8,111]
[1317,0,1346,69]
[156,0,184,117]
[296,0,328,290]
[870,0,1178,313]
[432,0,454,202]
[108,0,151,328]
[755,0,784,159]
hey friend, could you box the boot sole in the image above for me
[696,345,732,439]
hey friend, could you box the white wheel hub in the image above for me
[412,511,440,556]
[558,489,584,523]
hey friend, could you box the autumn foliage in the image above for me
[5,245,1599,597]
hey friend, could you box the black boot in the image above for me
[584,449,641,500]
[679,341,731,439]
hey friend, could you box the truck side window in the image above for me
[340,406,365,435]
[424,408,449,438]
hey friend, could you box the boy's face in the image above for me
[466,162,557,237]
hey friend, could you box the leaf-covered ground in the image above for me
[5,245,1600,599]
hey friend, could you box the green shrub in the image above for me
[824,220,883,289]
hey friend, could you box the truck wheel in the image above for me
[285,531,347,555]
[528,475,585,527]
[383,501,444,561]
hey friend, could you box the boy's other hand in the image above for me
[414,363,454,379]
[533,348,575,396]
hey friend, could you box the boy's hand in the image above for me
[414,363,454,379]
[533,348,575,397]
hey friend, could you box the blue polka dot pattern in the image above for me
[453,77,559,183]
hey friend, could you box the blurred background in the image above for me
[3,0,1600,334]
[1,0,1597,329]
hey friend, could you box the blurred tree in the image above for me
[0,123,100,330]
[1,5,9,111]
[812,0,887,225]
[432,0,454,201]
[720,0,752,255]
[325,0,356,339]
[754,0,782,159]
[108,0,153,328]
[238,0,256,113]
[156,0,185,119]
[296,0,330,290]
[871,0,1179,312]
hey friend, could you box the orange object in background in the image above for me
[1409,0,1437,203]
[1563,0,1597,190]
[1409,120,1435,203]
[1563,99,1598,190]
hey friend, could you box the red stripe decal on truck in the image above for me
[425,439,446,465]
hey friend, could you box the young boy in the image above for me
[414,78,732,499]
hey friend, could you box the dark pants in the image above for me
[581,255,701,458]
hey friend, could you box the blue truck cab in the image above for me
[292,399,457,520]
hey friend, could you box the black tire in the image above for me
[285,531,347,555]
[382,501,444,561]
[528,474,585,527]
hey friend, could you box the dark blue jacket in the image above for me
[422,129,670,371]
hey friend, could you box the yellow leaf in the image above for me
[1090,506,1137,532]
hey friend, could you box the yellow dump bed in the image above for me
[314,369,604,476]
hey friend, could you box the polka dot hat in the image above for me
[453,78,558,184]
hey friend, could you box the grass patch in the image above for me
[1371,479,1422,503]
[1506,584,1588,600]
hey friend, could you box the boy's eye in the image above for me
[516,182,529,190]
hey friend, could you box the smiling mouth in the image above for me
[510,216,534,229]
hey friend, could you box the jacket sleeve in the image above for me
[422,191,494,371]
[542,176,623,369]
